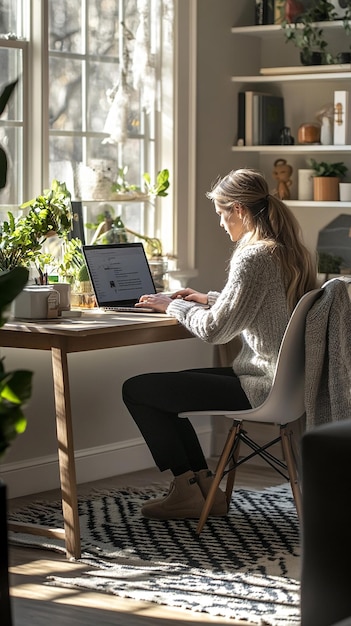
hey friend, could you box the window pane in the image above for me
[87,0,119,57]
[48,0,173,257]
[0,47,23,119]
[0,126,23,204]
[88,61,119,133]
[0,0,21,35]
[0,45,23,204]
[49,57,83,130]
[49,1,82,53]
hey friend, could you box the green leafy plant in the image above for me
[0,267,33,459]
[86,209,163,257]
[111,166,170,198]
[53,237,86,283]
[318,251,344,274]
[308,159,348,178]
[281,1,347,65]
[111,166,140,195]
[142,168,170,197]
[0,179,72,273]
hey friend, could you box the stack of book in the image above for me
[237,91,285,146]
[255,0,286,25]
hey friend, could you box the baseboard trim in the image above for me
[3,428,212,499]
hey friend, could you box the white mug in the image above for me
[53,282,71,313]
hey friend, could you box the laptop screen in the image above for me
[83,243,156,308]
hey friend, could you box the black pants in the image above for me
[122,367,251,475]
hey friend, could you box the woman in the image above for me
[122,168,317,520]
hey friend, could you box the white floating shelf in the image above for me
[232,72,351,83]
[286,200,351,208]
[232,145,351,153]
[231,21,348,37]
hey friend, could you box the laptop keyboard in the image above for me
[103,306,160,313]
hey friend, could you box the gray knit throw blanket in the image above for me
[305,278,351,429]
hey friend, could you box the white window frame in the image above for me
[1,0,197,276]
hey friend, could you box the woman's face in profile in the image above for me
[215,202,245,242]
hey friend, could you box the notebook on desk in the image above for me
[83,243,159,312]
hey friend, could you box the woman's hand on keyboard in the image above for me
[136,293,172,312]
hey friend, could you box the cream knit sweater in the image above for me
[166,243,290,408]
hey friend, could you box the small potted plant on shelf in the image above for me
[281,0,345,65]
[307,158,348,201]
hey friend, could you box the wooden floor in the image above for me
[7,462,286,626]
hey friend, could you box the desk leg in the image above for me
[51,346,81,559]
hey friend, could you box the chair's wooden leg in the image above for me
[225,423,242,504]
[281,425,302,521]
[196,421,241,535]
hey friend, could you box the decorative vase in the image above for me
[313,177,340,201]
[298,169,314,201]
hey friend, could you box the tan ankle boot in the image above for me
[195,469,228,517]
[141,470,205,520]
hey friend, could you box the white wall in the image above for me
[191,0,239,293]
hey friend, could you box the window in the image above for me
[0,0,196,274]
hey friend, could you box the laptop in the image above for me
[83,243,159,312]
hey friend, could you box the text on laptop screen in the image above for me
[83,243,156,307]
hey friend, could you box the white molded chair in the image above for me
[179,287,323,535]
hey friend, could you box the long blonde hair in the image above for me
[207,168,317,311]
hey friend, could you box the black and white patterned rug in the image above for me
[9,482,301,626]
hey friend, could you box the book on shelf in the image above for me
[255,0,284,25]
[237,91,284,146]
[274,0,285,25]
[253,93,285,145]
[237,90,269,146]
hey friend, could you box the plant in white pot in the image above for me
[308,158,348,201]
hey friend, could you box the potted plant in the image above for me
[0,179,73,279]
[334,1,351,63]
[307,158,348,200]
[281,1,342,65]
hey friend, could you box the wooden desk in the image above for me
[0,311,192,558]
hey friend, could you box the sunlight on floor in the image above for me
[9,557,237,623]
